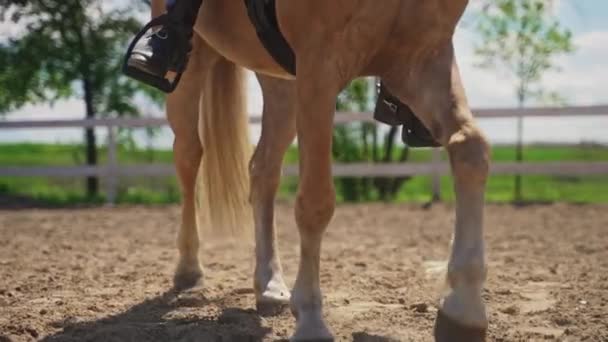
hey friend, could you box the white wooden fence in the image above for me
[1,105,608,204]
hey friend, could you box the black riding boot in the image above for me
[123,0,203,92]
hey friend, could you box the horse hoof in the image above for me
[173,270,203,291]
[255,278,290,316]
[256,299,289,316]
[290,314,333,342]
[434,310,487,342]
[290,334,334,342]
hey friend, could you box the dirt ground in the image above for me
[1,203,607,341]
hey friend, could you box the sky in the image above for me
[456,0,608,107]
[1,0,608,146]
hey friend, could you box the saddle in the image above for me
[245,0,440,147]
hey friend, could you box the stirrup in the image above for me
[373,81,440,148]
[122,15,187,93]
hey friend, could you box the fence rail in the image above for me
[1,105,607,203]
[2,105,608,129]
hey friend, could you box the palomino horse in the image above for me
[157,0,489,340]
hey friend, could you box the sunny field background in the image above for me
[1,143,607,206]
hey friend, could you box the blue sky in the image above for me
[560,1,608,32]
[455,0,608,108]
[1,1,607,145]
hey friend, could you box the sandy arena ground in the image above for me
[1,203,607,341]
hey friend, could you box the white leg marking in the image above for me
[441,173,488,328]
[253,206,290,305]
[291,234,332,341]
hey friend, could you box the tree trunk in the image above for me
[514,86,525,203]
[360,123,371,200]
[83,77,98,198]
[514,111,523,202]
[374,126,398,201]
[389,146,411,199]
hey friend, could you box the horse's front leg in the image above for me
[289,64,340,341]
[383,43,489,340]
[250,75,296,314]
[435,61,489,342]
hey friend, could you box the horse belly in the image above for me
[196,0,293,79]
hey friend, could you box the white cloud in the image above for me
[541,30,608,105]
[454,28,517,107]
[454,23,608,107]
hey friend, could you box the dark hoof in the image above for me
[173,271,203,291]
[276,339,334,342]
[352,332,399,342]
[434,310,487,342]
[256,300,289,317]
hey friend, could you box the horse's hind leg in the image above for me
[250,75,296,314]
[383,43,489,340]
[166,36,216,290]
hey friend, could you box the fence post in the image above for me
[431,148,441,201]
[106,124,118,205]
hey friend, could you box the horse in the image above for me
[155,0,489,340]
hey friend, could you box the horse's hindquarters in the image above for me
[195,0,293,78]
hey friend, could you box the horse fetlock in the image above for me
[173,259,203,291]
[176,227,200,259]
[447,254,486,286]
[290,285,322,317]
[290,307,333,342]
[440,287,487,329]
[440,262,487,329]
[439,255,487,328]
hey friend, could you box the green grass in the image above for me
[0,143,178,205]
[394,144,608,203]
[280,144,608,203]
[1,143,607,205]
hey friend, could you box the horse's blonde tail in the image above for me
[197,56,252,239]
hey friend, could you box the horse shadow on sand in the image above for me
[38,287,402,342]
[39,288,270,342]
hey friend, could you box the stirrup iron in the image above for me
[122,15,187,93]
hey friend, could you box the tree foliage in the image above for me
[334,79,411,202]
[0,0,161,114]
[474,0,573,105]
[0,0,162,196]
[474,0,574,201]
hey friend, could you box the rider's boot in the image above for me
[123,0,203,92]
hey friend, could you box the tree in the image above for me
[0,0,162,198]
[474,0,573,201]
[333,78,411,202]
